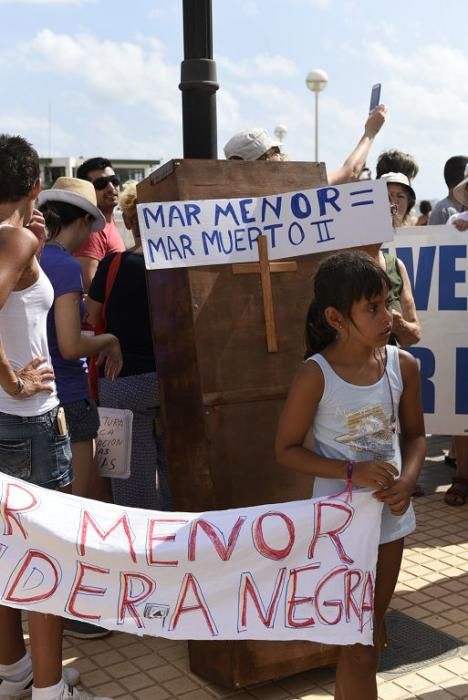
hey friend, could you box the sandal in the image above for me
[444,477,468,506]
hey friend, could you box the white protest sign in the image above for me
[387,225,468,434]
[96,408,133,479]
[0,474,382,645]
[138,180,393,270]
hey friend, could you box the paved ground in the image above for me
[31,436,468,699]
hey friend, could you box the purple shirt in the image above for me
[40,244,89,404]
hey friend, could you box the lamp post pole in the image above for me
[274,124,288,154]
[305,69,328,162]
[314,91,319,161]
[180,0,219,158]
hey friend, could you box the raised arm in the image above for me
[328,105,386,185]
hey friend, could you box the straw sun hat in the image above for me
[37,176,106,232]
[379,171,416,200]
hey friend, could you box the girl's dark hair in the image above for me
[419,199,432,216]
[400,185,416,225]
[39,201,88,239]
[305,251,391,358]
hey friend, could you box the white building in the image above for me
[39,156,161,187]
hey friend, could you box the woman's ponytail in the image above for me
[304,300,335,359]
[39,200,88,240]
[40,203,62,239]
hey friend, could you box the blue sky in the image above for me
[1,0,466,199]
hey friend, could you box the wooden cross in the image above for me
[232,235,297,353]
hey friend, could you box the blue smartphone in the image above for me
[369,83,382,112]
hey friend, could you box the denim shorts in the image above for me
[64,398,100,443]
[0,405,73,490]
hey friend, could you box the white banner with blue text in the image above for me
[0,474,382,645]
[388,225,468,435]
[138,180,393,270]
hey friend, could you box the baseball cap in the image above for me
[224,128,280,161]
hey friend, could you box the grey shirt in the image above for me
[428,195,462,225]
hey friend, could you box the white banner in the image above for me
[0,474,382,645]
[139,180,393,270]
[388,225,468,435]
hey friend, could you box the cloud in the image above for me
[363,40,468,196]
[17,30,181,124]
[369,41,468,98]
[299,0,332,8]
[240,0,259,16]
[70,112,174,161]
[4,22,463,199]
[217,90,242,136]
[147,5,179,21]
[0,110,71,156]
[0,0,91,4]
[218,53,297,80]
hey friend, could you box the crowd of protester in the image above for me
[0,104,467,700]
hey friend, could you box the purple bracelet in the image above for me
[346,460,355,484]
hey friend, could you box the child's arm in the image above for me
[276,361,398,489]
[374,350,426,514]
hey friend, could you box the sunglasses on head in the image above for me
[92,174,120,190]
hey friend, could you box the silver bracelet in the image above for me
[9,377,25,396]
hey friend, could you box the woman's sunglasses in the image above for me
[92,175,121,190]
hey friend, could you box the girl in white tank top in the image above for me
[276,251,426,700]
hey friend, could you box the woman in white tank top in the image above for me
[276,251,426,700]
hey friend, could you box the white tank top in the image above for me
[0,265,58,416]
[306,344,416,545]
[306,344,402,471]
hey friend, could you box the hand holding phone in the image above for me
[364,103,386,139]
[369,83,382,112]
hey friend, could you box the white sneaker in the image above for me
[62,670,80,690]
[0,671,32,699]
[0,667,79,700]
[61,687,111,700]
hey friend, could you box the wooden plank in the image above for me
[204,399,313,509]
[190,254,326,396]
[232,261,297,274]
[202,386,289,406]
[257,235,277,352]
[138,172,215,512]
[189,639,340,688]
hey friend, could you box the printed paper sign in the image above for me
[138,180,393,270]
[388,225,468,434]
[0,474,382,645]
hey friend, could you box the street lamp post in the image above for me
[274,124,288,155]
[305,69,328,162]
[274,124,288,145]
[180,0,219,158]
